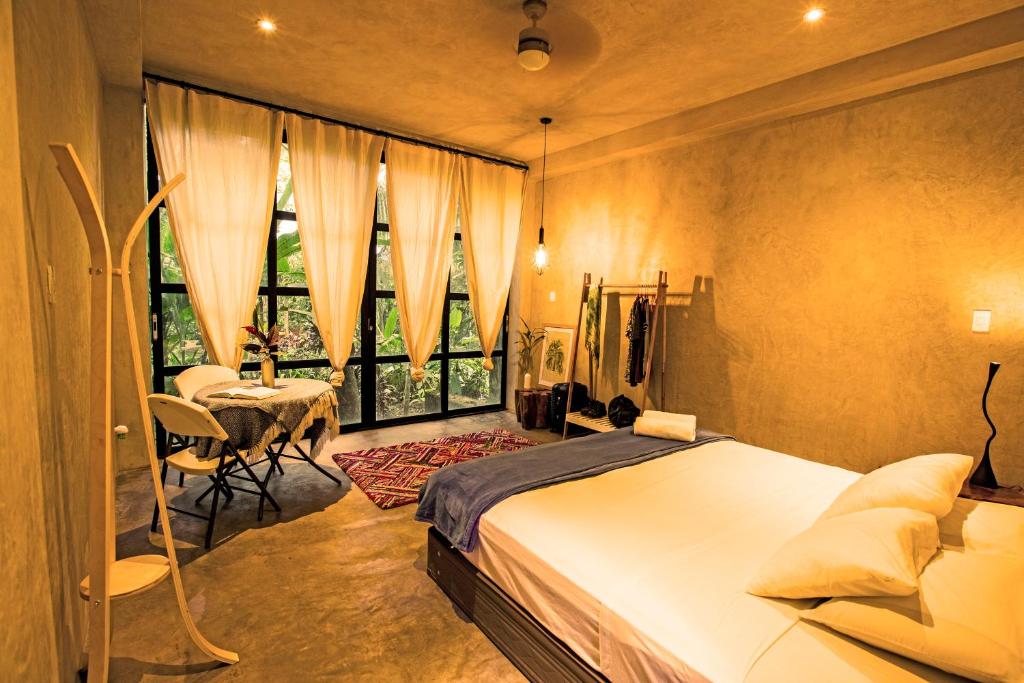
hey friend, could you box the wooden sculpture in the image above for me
[49,143,238,683]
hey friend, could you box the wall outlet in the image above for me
[548,290,556,303]
[971,309,992,333]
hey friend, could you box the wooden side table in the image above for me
[515,388,550,430]
[960,484,1024,509]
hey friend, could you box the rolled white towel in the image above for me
[642,410,695,424]
[634,414,696,442]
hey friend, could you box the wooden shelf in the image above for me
[565,411,617,433]
[79,554,171,600]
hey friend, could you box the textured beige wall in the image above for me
[10,0,105,677]
[520,61,1024,486]
[0,0,61,678]
[102,84,150,472]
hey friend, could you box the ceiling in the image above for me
[142,0,1023,162]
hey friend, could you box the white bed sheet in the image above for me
[463,439,964,682]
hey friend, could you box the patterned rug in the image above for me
[332,429,540,510]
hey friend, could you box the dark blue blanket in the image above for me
[415,427,733,552]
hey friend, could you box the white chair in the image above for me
[166,365,240,486]
[173,364,240,401]
[147,393,280,549]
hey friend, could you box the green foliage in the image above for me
[516,318,545,376]
[544,339,565,374]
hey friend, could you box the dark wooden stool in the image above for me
[515,388,550,430]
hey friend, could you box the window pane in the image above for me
[276,143,294,213]
[277,295,326,360]
[241,296,270,364]
[449,357,502,409]
[375,163,387,224]
[448,299,480,352]
[375,229,394,290]
[376,296,404,355]
[279,365,361,426]
[161,292,208,366]
[159,208,184,283]
[276,219,306,286]
[376,360,440,420]
[163,375,180,397]
[450,238,467,293]
[376,297,439,356]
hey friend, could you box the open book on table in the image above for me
[207,386,280,400]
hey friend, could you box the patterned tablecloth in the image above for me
[193,378,340,463]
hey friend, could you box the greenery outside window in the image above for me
[147,125,507,437]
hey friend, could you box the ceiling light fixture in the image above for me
[257,18,276,32]
[518,0,551,71]
[803,7,825,22]
[533,117,552,275]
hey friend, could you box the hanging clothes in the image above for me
[624,294,649,387]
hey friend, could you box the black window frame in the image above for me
[147,128,508,438]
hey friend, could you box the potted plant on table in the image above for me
[241,323,280,388]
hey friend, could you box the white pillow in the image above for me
[820,453,973,520]
[939,498,1024,556]
[803,550,1024,682]
[747,507,939,599]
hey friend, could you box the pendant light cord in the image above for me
[540,119,548,241]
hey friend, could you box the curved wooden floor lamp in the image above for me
[49,143,238,682]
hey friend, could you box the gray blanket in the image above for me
[416,427,733,552]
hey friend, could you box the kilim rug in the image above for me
[331,429,540,510]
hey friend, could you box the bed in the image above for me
[422,434,1016,682]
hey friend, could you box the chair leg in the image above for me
[151,460,169,532]
[178,472,185,486]
[293,443,342,486]
[204,470,223,549]
[234,455,281,521]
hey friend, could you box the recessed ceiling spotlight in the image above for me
[257,18,276,32]
[803,7,825,22]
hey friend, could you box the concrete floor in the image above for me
[109,410,561,682]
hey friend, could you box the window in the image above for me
[147,126,507,434]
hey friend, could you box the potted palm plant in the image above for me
[241,323,280,388]
[515,318,545,389]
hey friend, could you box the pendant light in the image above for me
[533,116,552,275]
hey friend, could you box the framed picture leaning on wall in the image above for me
[538,324,575,387]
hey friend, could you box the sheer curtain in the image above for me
[385,140,459,381]
[146,80,283,369]
[459,157,526,370]
[286,114,384,386]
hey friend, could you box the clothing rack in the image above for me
[562,271,671,439]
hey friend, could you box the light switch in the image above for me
[548,290,556,303]
[972,309,992,333]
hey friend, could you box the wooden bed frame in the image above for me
[426,527,605,682]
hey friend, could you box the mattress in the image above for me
[463,439,964,682]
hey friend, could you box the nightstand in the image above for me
[959,484,1024,509]
[515,388,550,430]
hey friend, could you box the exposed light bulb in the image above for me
[803,7,825,22]
[533,242,549,274]
[257,18,276,32]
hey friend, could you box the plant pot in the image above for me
[261,356,275,388]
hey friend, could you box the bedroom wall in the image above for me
[518,60,1024,486]
[102,83,150,472]
[0,0,61,678]
[8,0,106,676]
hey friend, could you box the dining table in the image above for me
[192,377,342,486]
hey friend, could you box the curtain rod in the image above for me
[142,72,530,171]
